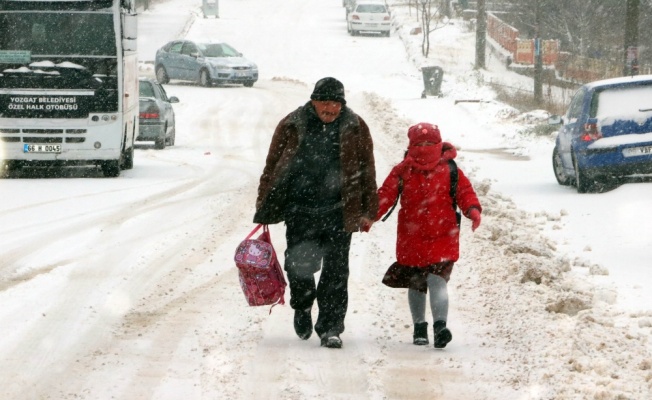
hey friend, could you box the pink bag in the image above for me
[234,224,286,309]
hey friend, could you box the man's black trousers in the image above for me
[284,209,352,337]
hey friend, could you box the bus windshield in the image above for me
[0,12,118,92]
[0,12,116,57]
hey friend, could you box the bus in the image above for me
[0,0,138,177]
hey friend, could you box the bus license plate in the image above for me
[23,144,62,153]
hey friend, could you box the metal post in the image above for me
[475,0,486,69]
[623,0,639,75]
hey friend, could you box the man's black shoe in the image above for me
[293,308,312,340]
[320,333,342,349]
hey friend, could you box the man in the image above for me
[254,77,378,348]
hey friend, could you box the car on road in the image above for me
[347,1,391,37]
[138,77,179,149]
[154,40,258,87]
[550,75,652,192]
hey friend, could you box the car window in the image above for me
[356,4,387,13]
[168,42,183,54]
[221,43,240,57]
[181,42,197,56]
[139,81,155,98]
[594,85,652,120]
[152,83,168,102]
[566,88,585,123]
[199,43,225,57]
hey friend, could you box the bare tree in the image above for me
[418,0,448,57]
[499,0,652,73]
[505,0,625,59]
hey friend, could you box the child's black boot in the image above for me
[413,322,429,345]
[433,320,452,349]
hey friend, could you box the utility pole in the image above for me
[475,0,486,69]
[533,0,542,105]
[623,0,639,75]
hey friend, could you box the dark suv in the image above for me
[551,75,652,192]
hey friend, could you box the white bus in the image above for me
[0,0,138,177]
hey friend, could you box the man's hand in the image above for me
[360,217,373,232]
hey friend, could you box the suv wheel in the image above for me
[156,66,169,84]
[552,145,571,186]
[155,138,166,149]
[573,156,594,193]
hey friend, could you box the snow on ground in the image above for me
[0,0,651,399]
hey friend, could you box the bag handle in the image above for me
[245,224,264,240]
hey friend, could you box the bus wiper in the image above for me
[2,61,93,77]
[1,66,60,76]
[1,61,102,89]
[38,61,94,79]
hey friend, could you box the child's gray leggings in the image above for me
[408,273,448,324]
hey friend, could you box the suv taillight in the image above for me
[140,106,160,119]
[140,112,160,119]
[580,118,602,142]
[352,15,360,20]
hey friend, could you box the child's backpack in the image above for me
[234,225,286,309]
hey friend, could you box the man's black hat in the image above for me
[310,77,346,105]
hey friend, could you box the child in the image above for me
[375,122,482,349]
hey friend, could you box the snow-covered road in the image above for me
[0,0,650,399]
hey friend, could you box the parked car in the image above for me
[550,75,652,193]
[154,40,258,87]
[347,1,391,37]
[138,77,179,149]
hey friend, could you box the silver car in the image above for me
[137,78,179,149]
[154,40,259,87]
